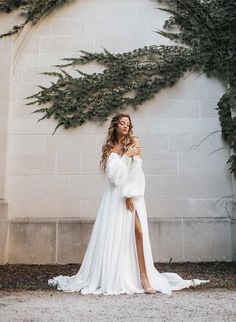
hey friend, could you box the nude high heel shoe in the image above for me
[140,273,157,294]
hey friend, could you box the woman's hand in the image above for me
[132,137,142,157]
[126,143,141,157]
[126,197,135,212]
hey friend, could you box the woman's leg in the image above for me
[134,209,152,290]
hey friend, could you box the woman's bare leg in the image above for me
[134,209,152,290]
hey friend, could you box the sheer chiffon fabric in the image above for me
[48,152,210,295]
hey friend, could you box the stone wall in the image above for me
[0,0,235,263]
[0,29,11,263]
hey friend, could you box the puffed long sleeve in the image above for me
[121,155,145,199]
[105,153,132,186]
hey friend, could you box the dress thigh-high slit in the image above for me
[133,207,154,290]
[134,208,147,274]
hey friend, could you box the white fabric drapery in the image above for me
[48,152,210,295]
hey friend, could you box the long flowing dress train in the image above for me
[48,152,210,295]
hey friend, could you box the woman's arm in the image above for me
[122,137,145,201]
[132,136,142,158]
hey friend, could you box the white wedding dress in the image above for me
[48,152,210,295]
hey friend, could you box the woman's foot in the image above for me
[140,273,157,294]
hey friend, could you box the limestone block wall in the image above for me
[0,30,11,263]
[0,0,235,264]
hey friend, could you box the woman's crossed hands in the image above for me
[126,136,142,158]
[125,137,142,212]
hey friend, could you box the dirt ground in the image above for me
[0,261,235,291]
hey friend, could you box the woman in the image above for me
[48,113,210,295]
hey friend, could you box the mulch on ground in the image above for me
[0,262,235,292]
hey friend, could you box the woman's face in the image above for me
[116,116,130,137]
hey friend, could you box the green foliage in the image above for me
[216,89,236,173]
[27,45,194,133]
[157,0,236,174]
[0,0,69,38]
[17,0,236,175]
[158,0,236,78]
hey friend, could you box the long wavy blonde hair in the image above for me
[99,113,136,173]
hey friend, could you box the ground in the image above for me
[0,289,235,322]
[0,262,235,321]
[0,262,235,291]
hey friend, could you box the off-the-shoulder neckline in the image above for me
[109,152,122,157]
[109,152,142,160]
